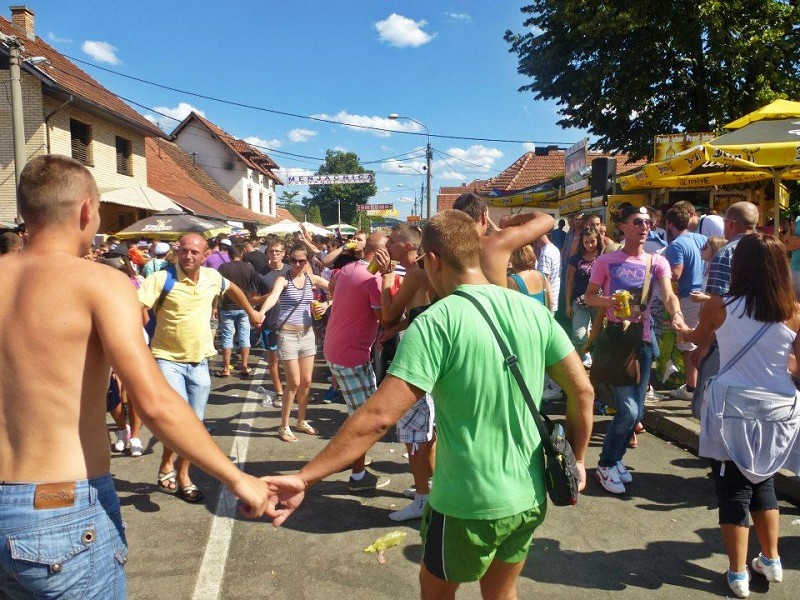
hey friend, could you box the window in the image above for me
[70,119,92,165]
[115,136,132,176]
[259,190,264,213]
[247,187,252,209]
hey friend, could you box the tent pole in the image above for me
[774,172,782,236]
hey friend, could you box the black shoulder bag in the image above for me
[452,290,580,506]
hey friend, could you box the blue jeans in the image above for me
[156,358,211,420]
[219,309,250,349]
[598,343,654,467]
[0,474,127,599]
[570,300,596,349]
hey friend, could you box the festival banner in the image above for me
[288,173,374,185]
[564,139,588,194]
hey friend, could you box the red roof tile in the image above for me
[171,112,282,183]
[437,151,646,211]
[0,14,164,137]
[146,138,283,225]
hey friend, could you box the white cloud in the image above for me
[145,102,205,130]
[438,170,467,181]
[243,136,282,150]
[522,142,537,152]
[440,145,504,172]
[288,128,318,143]
[445,12,472,21]
[375,13,434,48]
[81,40,120,65]
[276,167,316,183]
[333,145,348,153]
[48,32,72,44]
[381,156,426,174]
[312,111,422,138]
[397,195,416,204]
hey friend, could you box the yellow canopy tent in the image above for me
[619,101,800,226]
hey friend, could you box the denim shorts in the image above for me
[219,309,251,349]
[0,474,127,599]
[157,358,211,420]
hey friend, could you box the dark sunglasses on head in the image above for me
[415,253,427,270]
[290,258,307,265]
[628,217,652,227]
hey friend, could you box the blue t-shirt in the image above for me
[791,217,800,272]
[665,232,707,297]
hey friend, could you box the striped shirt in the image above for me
[705,234,744,296]
[278,273,313,326]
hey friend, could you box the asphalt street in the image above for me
[109,350,800,599]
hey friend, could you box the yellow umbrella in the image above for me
[724,99,800,129]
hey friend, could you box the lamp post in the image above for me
[388,114,432,219]
[397,184,418,217]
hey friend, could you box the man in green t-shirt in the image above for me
[261,210,593,599]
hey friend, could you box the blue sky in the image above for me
[28,1,588,221]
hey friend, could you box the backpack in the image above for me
[144,265,177,345]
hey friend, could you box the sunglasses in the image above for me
[290,258,307,265]
[627,218,652,227]
[415,253,427,270]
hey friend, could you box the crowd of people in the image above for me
[1,154,799,600]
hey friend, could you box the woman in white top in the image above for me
[680,233,800,598]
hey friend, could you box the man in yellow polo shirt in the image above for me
[138,233,263,503]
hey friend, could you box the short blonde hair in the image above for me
[18,155,98,225]
[421,210,481,272]
[509,245,536,272]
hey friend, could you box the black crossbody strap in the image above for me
[452,290,556,458]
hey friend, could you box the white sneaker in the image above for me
[542,383,563,401]
[596,465,626,494]
[616,461,633,483]
[129,437,143,457]
[726,570,750,598]
[670,384,694,401]
[389,497,427,522]
[113,426,130,452]
[403,478,432,499]
[582,353,593,368]
[751,553,782,582]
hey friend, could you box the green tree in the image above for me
[505,1,800,160]
[307,150,377,224]
[307,204,322,225]
[277,190,305,221]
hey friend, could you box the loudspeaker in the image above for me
[590,157,617,198]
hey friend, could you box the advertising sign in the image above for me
[288,173,374,185]
[564,139,588,194]
[653,132,715,162]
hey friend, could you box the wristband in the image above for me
[673,311,684,318]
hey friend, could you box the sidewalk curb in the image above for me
[642,404,800,506]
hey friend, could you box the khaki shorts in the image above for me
[278,328,316,360]
[676,296,701,351]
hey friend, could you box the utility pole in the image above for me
[425,140,432,220]
[1,32,26,219]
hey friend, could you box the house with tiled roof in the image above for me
[437,149,646,212]
[146,138,293,227]
[0,5,170,227]
[171,111,283,220]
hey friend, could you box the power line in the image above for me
[61,54,573,146]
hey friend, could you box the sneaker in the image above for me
[645,387,663,403]
[616,461,633,483]
[670,384,694,401]
[389,497,427,522]
[129,437,143,457]
[322,386,337,404]
[582,353,593,368]
[348,470,390,492]
[113,426,130,452]
[726,570,750,598]
[402,478,432,499]
[751,553,782,582]
[596,465,626,494]
[542,382,563,401]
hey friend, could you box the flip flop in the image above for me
[295,420,318,435]
[214,370,230,378]
[157,470,177,493]
[175,484,204,504]
[278,426,298,443]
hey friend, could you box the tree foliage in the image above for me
[277,190,305,221]
[307,150,377,225]
[505,1,800,160]
[307,204,322,225]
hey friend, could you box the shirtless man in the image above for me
[0,155,269,598]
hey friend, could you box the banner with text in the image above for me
[288,173,374,185]
[564,139,588,194]
[653,133,715,162]
[357,203,393,211]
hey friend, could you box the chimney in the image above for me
[10,6,35,41]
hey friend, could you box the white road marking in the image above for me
[191,372,263,600]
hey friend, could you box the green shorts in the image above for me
[419,503,545,582]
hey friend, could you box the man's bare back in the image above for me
[0,252,131,481]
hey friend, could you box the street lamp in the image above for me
[388,114,432,219]
[397,184,418,217]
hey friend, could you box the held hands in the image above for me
[230,472,271,519]
[249,311,265,328]
[260,473,308,527]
